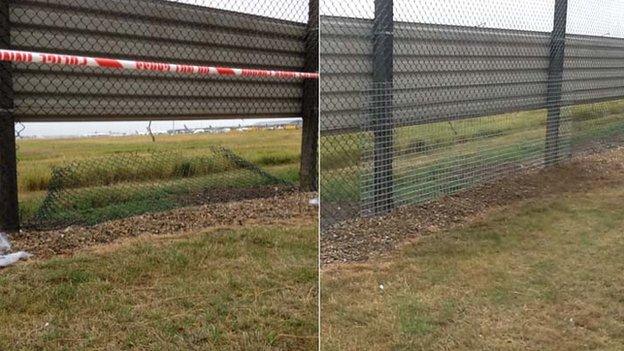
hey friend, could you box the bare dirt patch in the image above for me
[10,191,317,259]
[322,147,624,265]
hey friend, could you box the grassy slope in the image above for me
[322,180,624,350]
[0,225,317,350]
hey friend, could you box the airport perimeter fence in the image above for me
[320,0,624,227]
[0,0,319,231]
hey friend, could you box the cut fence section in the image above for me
[28,147,296,229]
[1,0,318,232]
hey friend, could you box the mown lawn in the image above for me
[322,177,624,350]
[0,225,317,350]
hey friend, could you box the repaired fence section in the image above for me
[320,0,624,226]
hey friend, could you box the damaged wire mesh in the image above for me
[25,146,296,230]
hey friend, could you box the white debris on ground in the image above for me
[309,197,320,206]
[0,232,10,252]
[0,232,32,268]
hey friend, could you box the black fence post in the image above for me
[545,0,568,165]
[0,0,19,232]
[300,0,319,191]
[372,0,394,214]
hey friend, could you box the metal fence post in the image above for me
[300,0,319,191]
[545,0,568,165]
[372,0,394,214]
[0,0,19,232]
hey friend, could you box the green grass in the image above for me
[321,109,548,173]
[322,174,624,350]
[0,224,318,350]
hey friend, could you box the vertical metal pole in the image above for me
[299,0,319,191]
[545,0,568,165]
[372,0,394,214]
[0,0,18,232]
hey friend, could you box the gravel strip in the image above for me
[10,191,317,258]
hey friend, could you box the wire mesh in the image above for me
[0,0,316,231]
[320,0,624,228]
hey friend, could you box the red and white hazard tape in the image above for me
[0,49,319,80]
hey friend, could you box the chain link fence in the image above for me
[0,0,317,231]
[320,0,624,227]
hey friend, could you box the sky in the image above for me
[19,0,624,137]
[321,0,624,37]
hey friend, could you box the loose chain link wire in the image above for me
[28,147,296,229]
[320,0,624,227]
